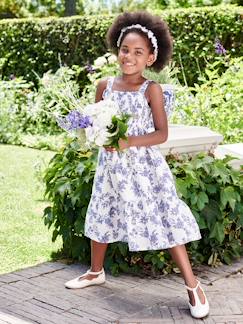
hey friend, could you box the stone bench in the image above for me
[159,124,242,170]
[159,124,223,155]
[214,143,243,170]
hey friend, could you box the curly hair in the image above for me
[106,11,173,72]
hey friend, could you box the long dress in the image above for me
[84,77,201,251]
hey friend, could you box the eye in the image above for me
[121,48,128,54]
[135,51,143,56]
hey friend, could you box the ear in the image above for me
[146,53,155,67]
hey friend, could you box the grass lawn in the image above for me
[0,144,62,274]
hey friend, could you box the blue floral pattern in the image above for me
[85,78,201,251]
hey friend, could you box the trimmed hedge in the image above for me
[0,5,242,85]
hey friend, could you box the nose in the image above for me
[124,52,131,58]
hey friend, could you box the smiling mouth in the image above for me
[123,62,135,66]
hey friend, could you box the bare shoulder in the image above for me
[147,81,163,94]
[96,78,109,93]
[145,80,163,102]
[95,78,109,102]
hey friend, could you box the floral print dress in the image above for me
[84,77,201,251]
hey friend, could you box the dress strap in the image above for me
[139,79,152,94]
[106,77,115,93]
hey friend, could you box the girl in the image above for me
[65,11,210,319]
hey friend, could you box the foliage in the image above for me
[43,141,243,275]
[43,140,97,262]
[0,66,84,149]
[0,0,85,18]
[1,0,242,20]
[0,6,242,85]
[167,153,243,267]
[171,57,243,143]
[143,61,180,85]
[0,77,32,144]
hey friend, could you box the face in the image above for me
[117,32,155,76]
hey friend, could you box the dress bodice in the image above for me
[102,77,155,136]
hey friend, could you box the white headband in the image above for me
[117,24,158,61]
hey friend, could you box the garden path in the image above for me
[0,258,243,324]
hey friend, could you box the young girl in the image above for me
[65,11,210,319]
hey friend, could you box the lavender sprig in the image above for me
[215,38,226,56]
[57,110,92,131]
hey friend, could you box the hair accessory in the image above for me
[117,24,158,61]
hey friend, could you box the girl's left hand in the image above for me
[118,138,130,150]
[105,138,130,152]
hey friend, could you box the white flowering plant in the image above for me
[56,96,130,152]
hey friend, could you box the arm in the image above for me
[95,78,108,103]
[120,82,168,149]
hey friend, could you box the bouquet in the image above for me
[57,98,130,152]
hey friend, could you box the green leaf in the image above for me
[197,191,209,211]
[198,217,207,229]
[206,184,217,194]
[76,162,85,175]
[176,178,188,198]
[52,229,59,242]
[74,219,84,234]
[190,192,198,205]
[237,213,243,227]
[209,221,225,243]
[117,243,128,257]
[201,200,222,229]
[223,251,232,265]
[220,186,240,211]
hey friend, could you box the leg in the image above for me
[83,240,108,280]
[168,244,205,306]
[65,240,108,288]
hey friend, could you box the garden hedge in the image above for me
[0,5,242,85]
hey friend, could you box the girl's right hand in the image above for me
[104,146,116,152]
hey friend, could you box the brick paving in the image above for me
[0,258,243,324]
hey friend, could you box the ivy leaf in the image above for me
[237,213,243,227]
[196,191,209,210]
[220,186,240,211]
[201,200,222,229]
[211,163,230,184]
[74,218,84,234]
[76,162,85,175]
[206,184,217,194]
[209,221,225,243]
[176,178,188,198]
[117,243,128,256]
[190,192,198,205]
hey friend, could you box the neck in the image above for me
[120,73,145,85]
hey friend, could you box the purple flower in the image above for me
[85,64,96,74]
[215,38,226,55]
[57,110,92,131]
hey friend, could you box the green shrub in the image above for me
[43,140,243,275]
[0,66,82,150]
[0,6,242,85]
[172,57,243,143]
[0,77,32,144]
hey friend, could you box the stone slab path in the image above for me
[0,258,243,324]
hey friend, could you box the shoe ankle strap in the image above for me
[185,279,200,292]
[87,268,104,275]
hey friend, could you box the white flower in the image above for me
[93,56,107,68]
[107,54,117,64]
[82,98,121,148]
[95,129,110,146]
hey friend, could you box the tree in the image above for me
[64,0,76,16]
[0,0,29,18]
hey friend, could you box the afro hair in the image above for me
[106,11,173,72]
